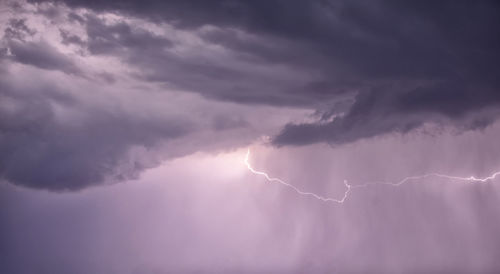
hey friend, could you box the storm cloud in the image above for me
[0,0,498,190]
[0,70,191,190]
[1,0,310,190]
[26,0,500,146]
[0,0,499,188]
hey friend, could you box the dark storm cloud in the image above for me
[275,82,500,146]
[59,29,85,46]
[71,14,336,107]
[1,0,498,191]
[29,0,500,145]
[84,14,173,54]
[2,17,82,74]
[0,74,190,191]
[7,40,82,74]
[4,18,36,40]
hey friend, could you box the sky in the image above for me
[1,0,500,273]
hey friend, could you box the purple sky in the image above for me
[1,1,500,273]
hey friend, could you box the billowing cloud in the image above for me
[1,0,500,190]
[8,39,82,74]
[274,83,500,146]
[24,0,500,146]
[0,68,192,190]
[0,0,311,190]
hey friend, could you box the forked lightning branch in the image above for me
[244,149,500,204]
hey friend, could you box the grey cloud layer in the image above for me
[8,40,81,74]
[79,14,334,107]
[0,71,190,190]
[29,0,500,146]
[0,3,303,190]
[2,0,500,190]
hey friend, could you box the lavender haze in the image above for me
[1,0,500,273]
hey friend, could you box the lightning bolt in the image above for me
[244,149,500,204]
